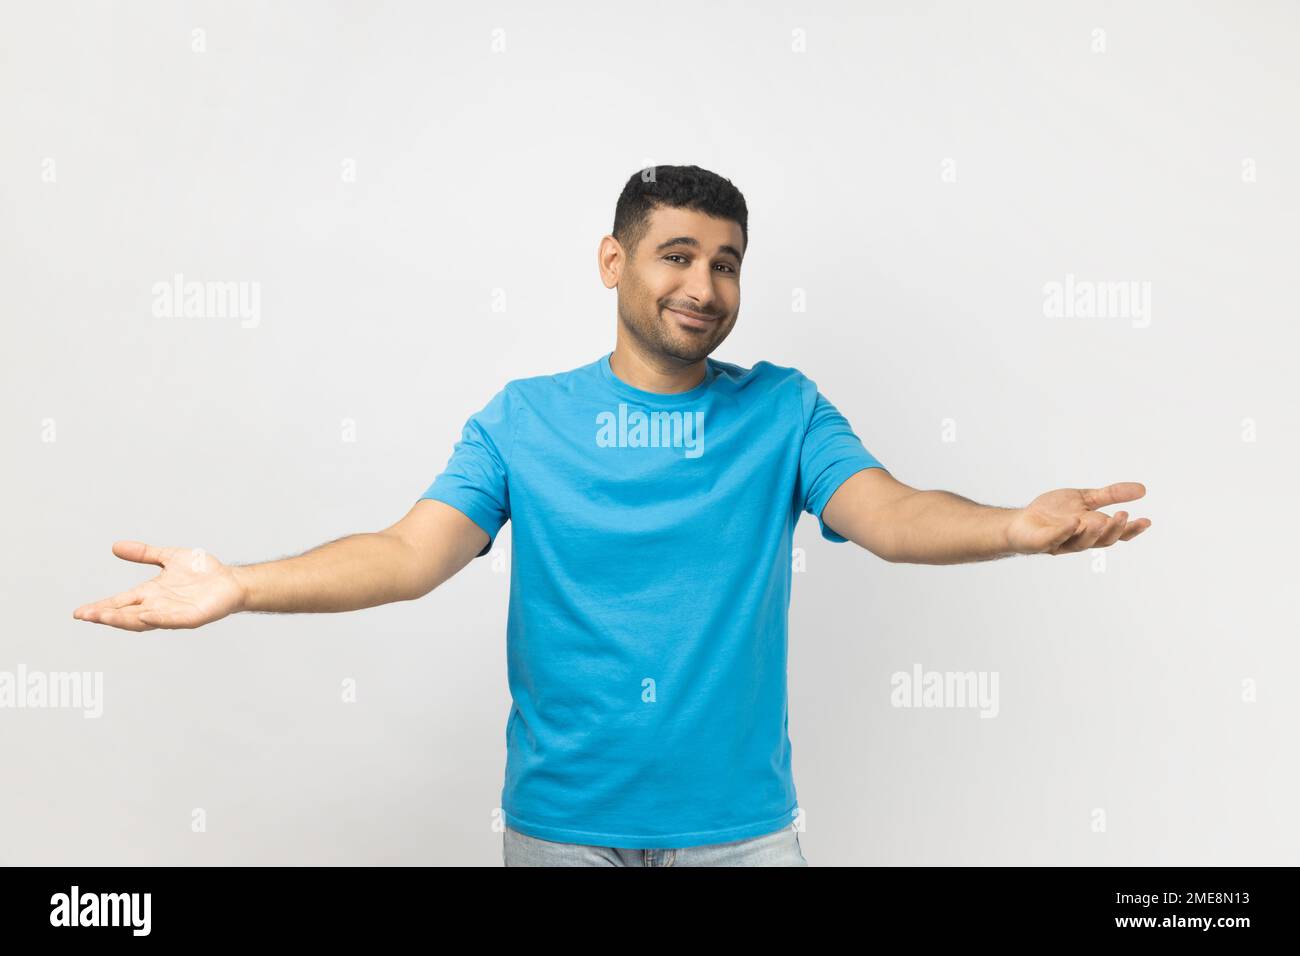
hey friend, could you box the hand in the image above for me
[72,541,247,631]
[1006,482,1152,556]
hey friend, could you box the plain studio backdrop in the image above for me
[1,0,1297,866]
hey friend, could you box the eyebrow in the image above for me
[654,236,744,263]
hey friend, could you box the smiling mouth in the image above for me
[667,307,720,329]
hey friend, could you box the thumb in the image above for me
[111,540,169,567]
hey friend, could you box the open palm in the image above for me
[1007,482,1152,556]
[72,541,245,631]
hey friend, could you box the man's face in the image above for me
[609,206,743,365]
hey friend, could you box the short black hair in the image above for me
[612,165,748,260]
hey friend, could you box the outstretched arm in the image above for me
[821,468,1151,565]
[72,499,489,631]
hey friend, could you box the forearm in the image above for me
[881,490,1020,565]
[231,532,421,613]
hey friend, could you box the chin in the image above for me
[674,341,720,363]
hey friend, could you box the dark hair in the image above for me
[612,165,748,260]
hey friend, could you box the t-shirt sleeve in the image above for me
[795,373,888,543]
[419,385,515,558]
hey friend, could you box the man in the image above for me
[73,165,1151,867]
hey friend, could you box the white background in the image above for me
[2,0,1296,864]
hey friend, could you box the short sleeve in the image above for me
[419,385,515,557]
[795,373,887,543]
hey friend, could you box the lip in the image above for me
[667,307,720,329]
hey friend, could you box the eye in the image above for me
[664,254,737,274]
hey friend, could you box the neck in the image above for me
[608,334,708,394]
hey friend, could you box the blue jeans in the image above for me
[503,823,808,866]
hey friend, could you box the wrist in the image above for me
[230,565,254,612]
[1000,507,1025,555]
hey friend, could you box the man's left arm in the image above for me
[821,468,1152,565]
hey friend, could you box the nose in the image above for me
[681,261,720,313]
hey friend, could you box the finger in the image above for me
[74,588,145,620]
[1057,514,1109,553]
[89,605,157,632]
[1043,517,1084,552]
[137,608,194,630]
[111,540,170,567]
[1092,511,1129,549]
[1044,515,1088,553]
[1080,482,1146,511]
[1119,518,1152,541]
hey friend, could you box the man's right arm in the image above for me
[235,499,490,613]
[73,499,490,631]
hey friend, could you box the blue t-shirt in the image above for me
[420,351,886,849]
